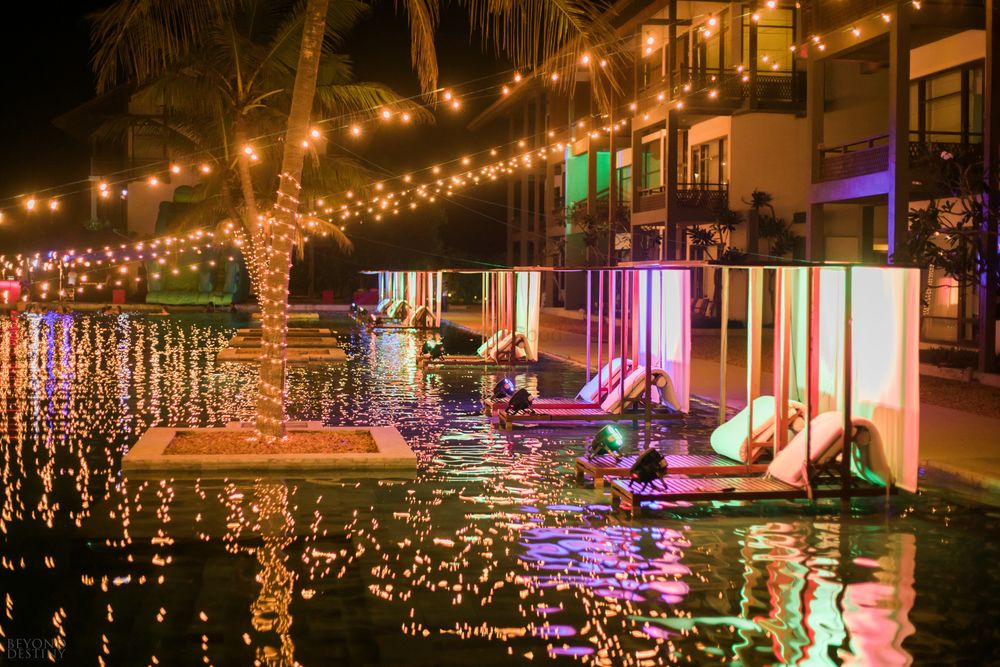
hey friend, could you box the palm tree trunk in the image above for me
[256,0,329,440]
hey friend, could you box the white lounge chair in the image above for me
[711,396,806,464]
[610,411,893,516]
[498,366,681,429]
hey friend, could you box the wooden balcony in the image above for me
[635,183,728,222]
[817,134,889,182]
[817,132,983,183]
[668,68,805,111]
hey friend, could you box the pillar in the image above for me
[886,7,910,261]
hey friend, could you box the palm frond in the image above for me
[462,0,623,110]
[396,0,440,98]
[300,216,353,253]
[313,82,434,124]
[90,0,241,92]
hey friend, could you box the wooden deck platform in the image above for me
[216,347,346,363]
[227,335,340,348]
[574,454,767,488]
[236,328,332,335]
[420,356,530,369]
[483,396,595,417]
[610,476,893,518]
[497,407,680,430]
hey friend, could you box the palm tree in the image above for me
[92,0,430,439]
[93,0,429,296]
[93,0,621,441]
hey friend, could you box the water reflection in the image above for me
[0,313,995,665]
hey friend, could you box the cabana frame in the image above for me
[610,263,920,516]
[495,263,692,430]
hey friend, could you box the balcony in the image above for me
[668,68,805,110]
[675,183,728,213]
[801,0,983,36]
[818,134,889,182]
[635,183,729,221]
[636,186,665,213]
[817,132,983,183]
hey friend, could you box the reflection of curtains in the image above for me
[636,269,691,413]
[842,532,917,664]
[515,271,541,362]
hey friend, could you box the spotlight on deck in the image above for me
[588,425,624,460]
[505,387,533,415]
[367,312,381,327]
[630,448,667,483]
[492,377,516,400]
[350,302,358,316]
[423,339,445,359]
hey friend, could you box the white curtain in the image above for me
[636,269,691,413]
[515,271,541,361]
[851,267,921,492]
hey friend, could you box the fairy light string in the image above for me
[1,0,930,299]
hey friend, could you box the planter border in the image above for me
[123,422,415,475]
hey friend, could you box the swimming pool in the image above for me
[0,312,997,665]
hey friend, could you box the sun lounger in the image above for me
[576,396,806,486]
[484,358,631,416]
[576,452,770,488]
[421,330,528,368]
[610,411,893,517]
[497,366,681,430]
[710,396,806,463]
[370,304,436,330]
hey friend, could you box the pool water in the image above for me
[0,313,998,665]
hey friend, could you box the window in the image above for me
[677,129,689,183]
[617,166,632,204]
[690,137,728,185]
[911,62,984,145]
[742,6,795,72]
[640,139,662,190]
[642,47,663,89]
[693,10,728,72]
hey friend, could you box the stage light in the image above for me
[504,388,533,415]
[630,448,667,483]
[491,377,516,400]
[422,339,445,359]
[588,425,624,459]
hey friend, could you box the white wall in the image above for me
[824,60,889,147]
[911,30,985,79]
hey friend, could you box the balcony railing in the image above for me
[636,186,665,213]
[635,183,729,216]
[675,183,729,211]
[818,132,984,182]
[669,68,805,107]
[817,134,889,181]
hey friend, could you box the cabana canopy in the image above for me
[722,264,920,493]
[583,264,692,415]
[363,270,443,328]
[480,268,541,362]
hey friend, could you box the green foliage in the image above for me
[745,188,800,261]
[686,206,744,262]
[901,148,998,290]
[563,199,629,263]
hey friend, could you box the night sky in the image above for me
[0,2,510,268]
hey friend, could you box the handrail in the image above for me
[818,134,889,154]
